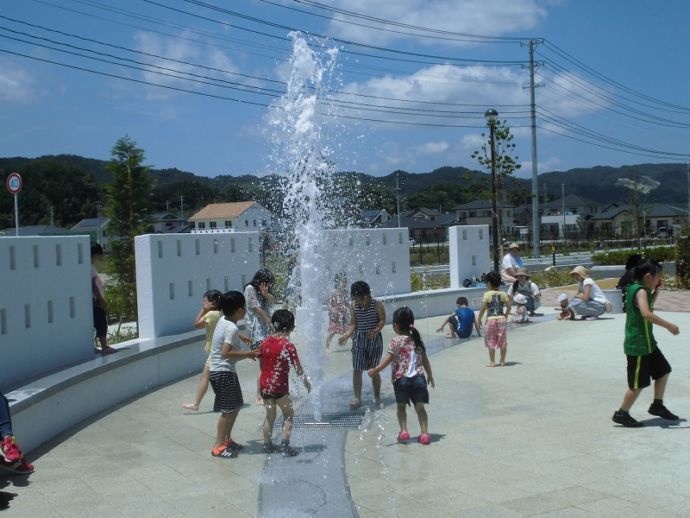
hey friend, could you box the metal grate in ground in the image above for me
[273,411,365,430]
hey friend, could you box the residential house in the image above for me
[386,208,456,243]
[358,209,392,228]
[645,204,688,235]
[150,212,192,234]
[588,204,634,237]
[453,200,516,237]
[71,217,111,248]
[189,201,273,233]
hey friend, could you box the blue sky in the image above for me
[1,0,689,179]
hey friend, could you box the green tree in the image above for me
[104,136,153,327]
[471,119,521,261]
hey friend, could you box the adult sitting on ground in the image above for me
[506,267,541,316]
[501,242,524,284]
[567,266,608,320]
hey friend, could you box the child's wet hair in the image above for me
[456,296,468,306]
[485,271,501,288]
[90,243,103,257]
[204,290,222,309]
[393,306,425,353]
[350,280,371,298]
[249,269,275,289]
[633,259,662,281]
[219,291,245,317]
[272,309,295,332]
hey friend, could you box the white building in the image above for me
[189,201,272,233]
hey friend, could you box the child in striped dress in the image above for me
[339,281,386,409]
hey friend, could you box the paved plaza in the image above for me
[3,291,690,516]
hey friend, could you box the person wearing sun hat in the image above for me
[568,265,607,320]
[506,267,541,316]
[500,242,524,283]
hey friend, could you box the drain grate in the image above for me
[273,411,365,431]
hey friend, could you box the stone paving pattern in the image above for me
[3,285,690,516]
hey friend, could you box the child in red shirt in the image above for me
[259,309,311,456]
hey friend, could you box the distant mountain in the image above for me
[1,155,686,206]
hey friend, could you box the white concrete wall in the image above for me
[135,232,260,338]
[448,225,490,289]
[315,228,411,297]
[0,236,93,389]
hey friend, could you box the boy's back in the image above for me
[454,307,476,338]
[260,336,300,395]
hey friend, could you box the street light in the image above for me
[485,108,500,272]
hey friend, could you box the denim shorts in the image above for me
[393,375,429,405]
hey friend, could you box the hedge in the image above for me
[591,246,675,266]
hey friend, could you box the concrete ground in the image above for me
[3,293,690,517]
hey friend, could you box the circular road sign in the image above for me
[6,172,22,194]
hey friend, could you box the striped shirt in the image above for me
[354,299,380,332]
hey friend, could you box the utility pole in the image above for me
[395,173,401,228]
[522,39,543,258]
[687,163,690,224]
[561,183,566,243]
[179,195,184,221]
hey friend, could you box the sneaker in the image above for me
[0,457,33,475]
[418,433,431,445]
[649,402,679,421]
[397,430,410,443]
[612,410,643,428]
[262,442,277,454]
[1,436,22,463]
[211,445,237,458]
[224,439,244,451]
[280,442,298,457]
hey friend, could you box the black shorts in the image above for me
[393,375,429,406]
[93,305,108,338]
[261,392,288,400]
[209,371,244,413]
[627,347,672,390]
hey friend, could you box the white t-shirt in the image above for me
[582,278,607,304]
[209,318,245,372]
[501,253,516,272]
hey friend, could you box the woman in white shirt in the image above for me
[568,266,607,319]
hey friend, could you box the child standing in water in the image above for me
[208,291,260,459]
[182,290,222,411]
[368,307,435,445]
[477,271,511,367]
[325,273,350,349]
[244,269,276,405]
[260,309,311,456]
[339,281,386,409]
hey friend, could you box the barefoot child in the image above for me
[612,259,680,428]
[325,273,350,349]
[368,307,435,445]
[182,290,222,411]
[209,291,260,458]
[477,271,511,367]
[244,269,276,405]
[260,309,311,456]
[339,281,385,409]
[436,296,480,338]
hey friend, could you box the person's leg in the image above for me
[526,297,536,314]
[619,388,642,412]
[371,372,382,404]
[276,395,297,456]
[352,370,363,406]
[262,399,277,446]
[325,331,334,349]
[487,348,496,367]
[182,364,210,410]
[499,346,507,367]
[414,402,428,435]
[653,373,669,400]
[0,391,12,439]
[396,403,408,432]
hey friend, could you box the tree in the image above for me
[471,119,521,264]
[104,136,153,327]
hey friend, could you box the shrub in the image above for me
[591,246,674,265]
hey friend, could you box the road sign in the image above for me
[6,172,22,194]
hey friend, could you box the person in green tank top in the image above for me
[612,259,680,428]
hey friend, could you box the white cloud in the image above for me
[519,156,561,176]
[415,141,448,154]
[0,60,38,103]
[132,32,239,101]
[461,134,485,149]
[325,0,547,46]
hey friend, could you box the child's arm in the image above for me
[338,304,357,345]
[504,295,512,319]
[290,347,311,392]
[367,352,394,377]
[193,302,212,329]
[368,301,386,339]
[477,302,487,327]
[474,314,481,336]
[636,289,679,335]
[421,352,435,388]
[220,342,261,360]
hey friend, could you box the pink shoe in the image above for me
[418,433,431,445]
[397,430,410,443]
[1,436,22,463]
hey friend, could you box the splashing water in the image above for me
[269,32,340,419]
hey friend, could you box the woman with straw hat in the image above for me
[500,242,524,283]
[567,266,607,320]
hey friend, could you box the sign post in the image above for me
[6,172,22,237]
